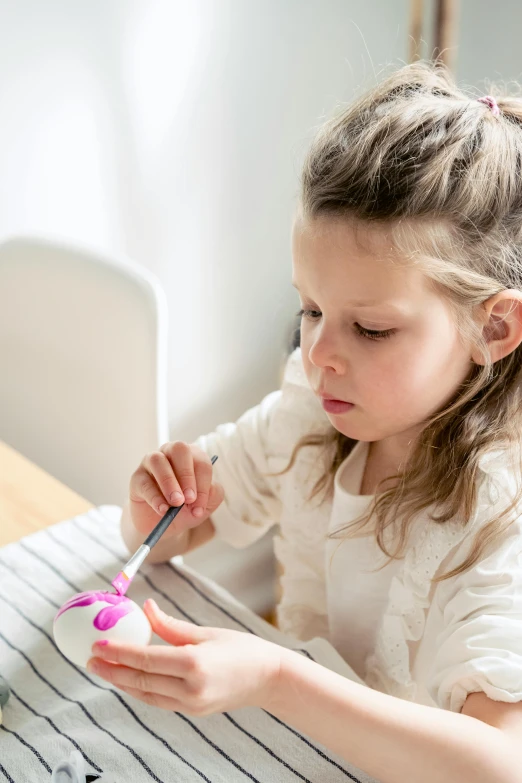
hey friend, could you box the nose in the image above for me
[307,325,347,375]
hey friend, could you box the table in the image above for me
[0,440,93,546]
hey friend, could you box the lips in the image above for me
[320,392,347,402]
[321,399,354,414]
[315,386,354,414]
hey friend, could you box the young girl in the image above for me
[88,62,522,782]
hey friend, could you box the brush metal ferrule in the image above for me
[122,545,151,580]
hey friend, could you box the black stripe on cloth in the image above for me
[71,520,126,564]
[166,561,314,660]
[0,724,52,773]
[177,714,261,783]
[166,561,264,635]
[0,760,15,783]
[0,559,61,609]
[0,627,164,782]
[18,540,80,593]
[223,713,314,783]
[72,518,357,779]
[266,713,363,782]
[44,530,316,782]
[0,588,213,783]
[6,686,102,773]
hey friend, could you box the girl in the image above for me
[88,62,522,783]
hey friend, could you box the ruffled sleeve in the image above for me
[195,348,326,549]
[427,514,522,713]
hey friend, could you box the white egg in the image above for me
[53,590,152,668]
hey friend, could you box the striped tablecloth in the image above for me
[0,506,377,783]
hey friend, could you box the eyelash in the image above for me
[296,309,396,341]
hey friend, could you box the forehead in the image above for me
[292,216,430,303]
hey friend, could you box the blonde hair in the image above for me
[288,61,522,581]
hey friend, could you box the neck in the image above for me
[361,429,421,496]
[369,432,417,471]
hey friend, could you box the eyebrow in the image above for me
[291,281,401,310]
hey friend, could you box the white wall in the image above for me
[457,0,522,86]
[0,0,411,440]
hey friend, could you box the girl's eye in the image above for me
[355,323,396,341]
[296,310,396,341]
[297,308,321,320]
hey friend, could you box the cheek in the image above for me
[358,352,411,406]
[367,331,470,410]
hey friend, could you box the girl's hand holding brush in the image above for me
[121,443,224,563]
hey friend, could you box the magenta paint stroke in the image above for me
[111,571,130,596]
[55,591,135,630]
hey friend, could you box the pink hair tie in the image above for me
[478,95,500,117]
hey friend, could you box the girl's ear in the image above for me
[472,289,522,365]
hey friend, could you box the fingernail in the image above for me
[170,492,184,505]
[185,489,196,503]
[159,504,169,514]
[192,507,203,517]
[86,660,99,674]
[94,640,109,648]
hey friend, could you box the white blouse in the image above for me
[326,441,402,682]
[196,348,522,713]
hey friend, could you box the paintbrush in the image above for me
[111,455,218,595]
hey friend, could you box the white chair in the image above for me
[0,235,169,506]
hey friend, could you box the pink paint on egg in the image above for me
[53,589,152,668]
[55,590,135,630]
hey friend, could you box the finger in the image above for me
[89,637,198,677]
[207,482,225,514]
[117,684,184,711]
[161,442,197,505]
[144,450,184,508]
[86,657,189,701]
[191,448,213,517]
[179,482,224,530]
[144,600,212,645]
[130,466,172,516]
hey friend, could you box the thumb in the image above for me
[144,600,209,646]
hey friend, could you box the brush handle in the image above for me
[142,455,218,550]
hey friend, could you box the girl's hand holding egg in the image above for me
[86,600,282,716]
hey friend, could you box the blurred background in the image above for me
[0,0,516,614]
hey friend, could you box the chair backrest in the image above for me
[0,235,169,506]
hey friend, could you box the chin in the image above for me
[325,413,391,443]
[326,418,374,441]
